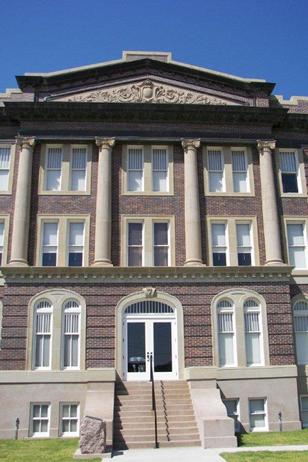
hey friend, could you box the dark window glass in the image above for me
[69,252,83,266]
[154,322,172,372]
[282,173,298,193]
[213,253,226,266]
[42,253,56,266]
[127,322,145,373]
[238,253,252,266]
[0,253,2,266]
[154,247,168,266]
[128,223,142,245]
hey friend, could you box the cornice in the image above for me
[0,265,293,284]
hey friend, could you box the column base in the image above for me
[8,259,29,267]
[184,259,204,267]
[265,259,287,266]
[92,259,113,267]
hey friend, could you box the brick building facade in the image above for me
[1,51,308,451]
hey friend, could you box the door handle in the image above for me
[147,352,153,361]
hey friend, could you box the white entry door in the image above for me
[123,316,178,381]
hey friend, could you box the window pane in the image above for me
[43,223,58,246]
[70,420,77,432]
[212,224,226,246]
[213,253,226,266]
[0,170,9,190]
[301,397,308,412]
[62,405,70,417]
[280,152,297,172]
[128,149,143,192]
[62,420,70,433]
[0,148,11,168]
[64,336,70,367]
[71,171,86,191]
[237,224,251,246]
[0,222,4,247]
[238,253,251,266]
[209,172,224,192]
[296,333,308,364]
[289,247,306,268]
[128,149,143,169]
[282,173,298,193]
[246,333,261,365]
[41,405,48,417]
[287,224,304,246]
[71,336,79,366]
[33,420,40,433]
[128,223,142,245]
[70,405,78,418]
[128,247,142,266]
[153,172,167,192]
[42,253,57,266]
[208,151,223,170]
[72,148,87,169]
[40,420,48,433]
[152,149,168,192]
[154,247,168,266]
[42,336,50,367]
[33,405,40,417]
[69,223,84,246]
[69,253,83,266]
[154,223,168,246]
[250,399,265,413]
[46,170,61,191]
[128,171,143,192]
[250,414,265,428]
[219,333,234,366]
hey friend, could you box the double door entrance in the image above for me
[123,313,178,381]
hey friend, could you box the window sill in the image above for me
[0,191,12,196]
[38,191,91,196]
[280,193,307,198]
[205,192,255,197]
[122,191,174,196]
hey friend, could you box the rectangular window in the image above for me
[153,222,169,266]
[31,404,50,436]
[208,150,224,192]
[236,223,252,266]
[70,147,87,191]
[128,222,143,266]
[212,223,227,266]
[42,222,58,266]
[223,399,240,432]
[0,147,11,191]
[152,148,168,192]
[63,313,80,368]
[127,148,144,192]
[218,311,235,366]
[46,147,62,191]
[280,151,299,193]
[61,403,79,436]
[68,222,84,266]
[249,399,266,431]
[287,223,307,268]
[0,222,4,266]
[301,396,308,428]
[232,150,248,193]
[35,311,52,368]
[245,310,261,366]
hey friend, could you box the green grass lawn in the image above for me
[238,429,308,447]
[0,438,101,462]
[221,451,308,462]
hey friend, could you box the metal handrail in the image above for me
[149,352,158,449]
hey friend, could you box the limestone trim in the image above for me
[257,139,284,266]
[35,214,90,267]
[185,365,297,381]
[122,144,174,195]
[26,289,86,371]
[206,216,260,267]
[182,138,203,267]
[203,145,255,196]
[211,288,270,369]
[120,215,176,267]
[275,148,307,198]
[92,137,115,267]
[9,137,36,267]
[0,142,16,195]
[115,290,185,380]
[0,369,116,383]
[38,143,92,195]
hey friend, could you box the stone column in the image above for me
[182,139,204,266]
[93,137,115,266]
[9,137,36,266]
[257,140,284,266]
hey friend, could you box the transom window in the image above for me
[279,150,300,193]
[125,301,174,315]
[34,300,53,369]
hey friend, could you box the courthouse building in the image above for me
[1,51,308,450]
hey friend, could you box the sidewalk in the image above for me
[110,444,308,462]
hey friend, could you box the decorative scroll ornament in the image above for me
[56,80,234,105]
[142,287,157,298]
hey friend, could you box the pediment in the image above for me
[47,78,243,105]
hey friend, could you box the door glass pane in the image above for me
[127,323,146,373]
[154,322,172,372]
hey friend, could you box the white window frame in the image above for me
[244,299,264,367]
[279,149,302,194]
[66,221,85,267]
[61,300,81,370]
[33,300,53,370]
[207,147,225,193]
[45,145,63,191]
[152,221,170,267]
[151,146,169,193]
[236,221,254,266]
[127,145,144,192]
[30,403,50,437]
[249,398,267,432]
[41,221,59,267]
[231,148,249,193]
[211,222,229,266]
[127,220,144,266]
[69,145,88,192]
[217,299,237,367]
[60,402,80,437]
[286,221,308,270]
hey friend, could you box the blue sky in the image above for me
[1,0,308,98]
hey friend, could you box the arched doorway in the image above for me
[122,299,179,381]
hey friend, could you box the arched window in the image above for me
[294,300,308,364]
[244,299,262,366]
[34,300,53,369]
[62,300,81,368]
[217,299,235,367]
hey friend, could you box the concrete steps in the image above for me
[113,380,201,450]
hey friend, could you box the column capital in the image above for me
[257,139,276,153]
[95,137,115,150]
[181,139,201,152]
[15,136,36,149]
